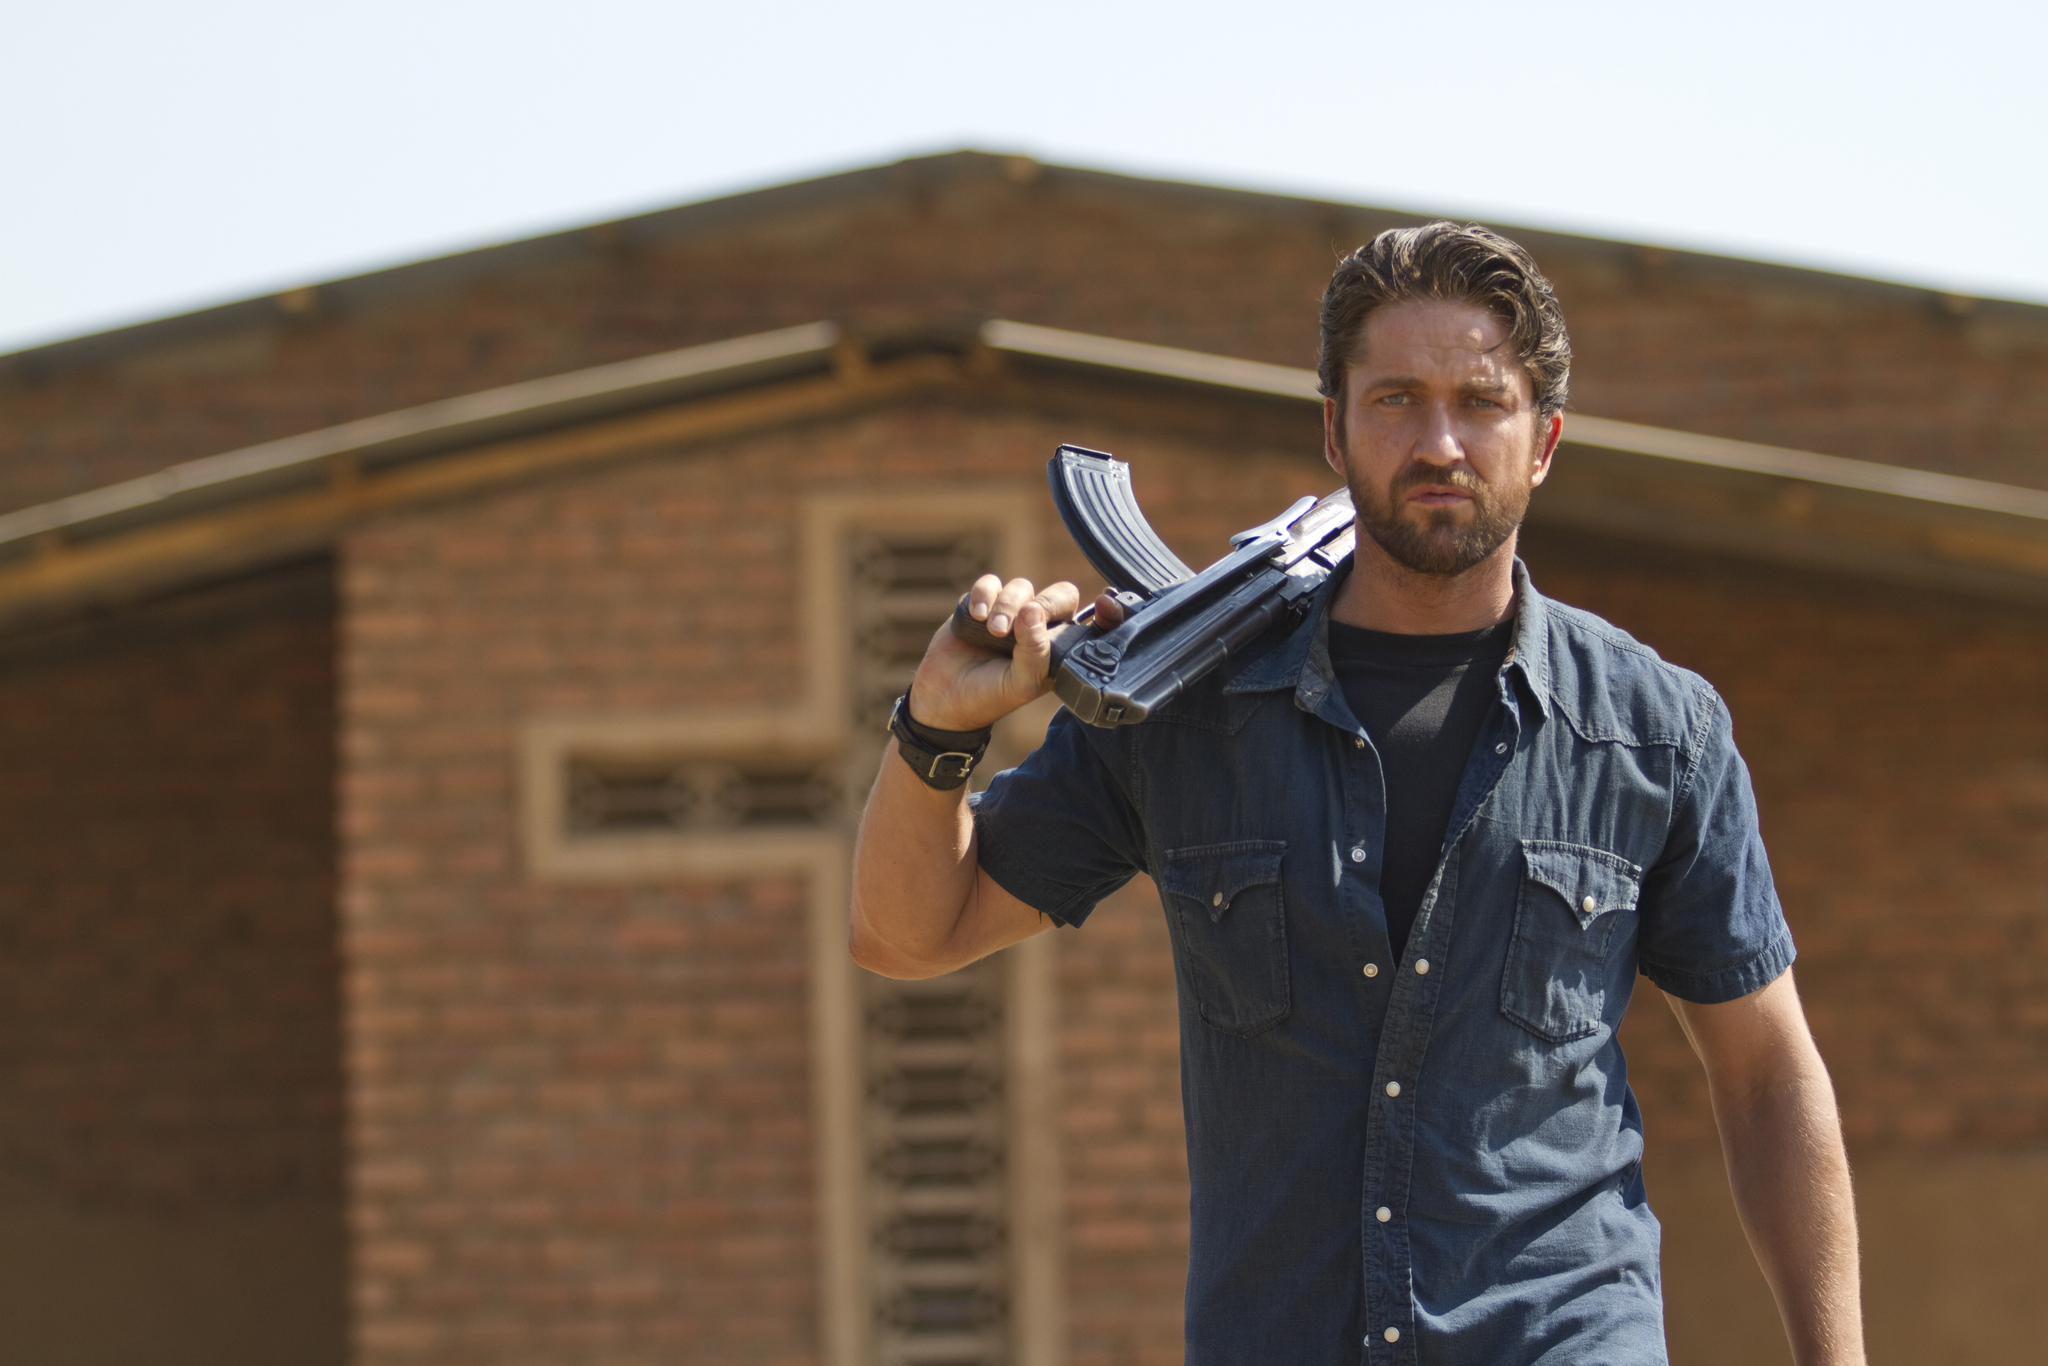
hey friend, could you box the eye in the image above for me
[1377,392,1412,406]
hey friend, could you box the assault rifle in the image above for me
[951,445,1356,727]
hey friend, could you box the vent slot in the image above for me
[850,521,1015,1365]
[564,760,839,833]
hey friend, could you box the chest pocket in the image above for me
[1501,839,1643,1043]
[1160,841,1290,1038]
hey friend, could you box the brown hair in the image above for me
[1317,222,1571,420]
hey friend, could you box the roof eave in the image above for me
[1,317,2043,639]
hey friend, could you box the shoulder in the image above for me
[1534,595,1720,752]
[1143,610,1301,736]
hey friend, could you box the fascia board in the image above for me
[0,322,841,551]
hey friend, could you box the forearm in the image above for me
[849,741,986,978]
[851,575,1081,978]
[1712,1061,1865,1365]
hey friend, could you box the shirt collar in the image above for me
[1221,567,1337,709]
[1503,557,1553,721]
[1222,554,1555,722]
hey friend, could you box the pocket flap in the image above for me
[1520,840,1642,927]
[1161,843,1284,922]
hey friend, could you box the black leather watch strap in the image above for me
[888,692,993,791]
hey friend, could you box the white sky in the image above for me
[4,0,2045,355]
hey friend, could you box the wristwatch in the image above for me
[888,693,993,791]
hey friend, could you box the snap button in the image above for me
[1212,893,1223,906]
[1354,737,1365,749]
[1495,742,1508,754]
[1362,963,1379,978]
[1349,845,1367,863]
[1376,1206,1391,1222]
[1582,894,1598,915]
[1384,1327,1401,1343]
[1385,1081,1401,1097]
[1414,958,1430,975]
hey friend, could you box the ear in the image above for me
[1529,411,1563,488]
[1322,398,1347,478]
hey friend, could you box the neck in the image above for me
[1328,533,1520,634]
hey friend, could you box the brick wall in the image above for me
[332,397,1322,1364]
[1519,528,2048,1158]
[339,417,921,1364]
[346,873,817,1363]
[1056,878,1187,1366]
[0,377,2023,1361]
[337,393,2048,1362]
[0,567,346,1364]
[6,154,2045,520]
[7,151,2045,1366]
[339,449,822,1363]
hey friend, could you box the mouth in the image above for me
[1404,486,1474,509]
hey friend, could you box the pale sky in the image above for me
[4,0,2044,356]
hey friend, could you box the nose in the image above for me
[1413,401,1463,466]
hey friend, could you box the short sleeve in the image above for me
[969,709,1148,927]
[1636,686,1797,1004]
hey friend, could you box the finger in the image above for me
[965,573,1004,621]
[1092,592,1126,628]
[1035,581,1082,625]
[986,577,1038,637]
[1010,601,1056,689]
[1011,583,1081,688]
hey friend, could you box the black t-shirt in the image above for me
[1326,617,1516,960]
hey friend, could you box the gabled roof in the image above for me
[10,152,2047,383]
[2,318,2043,636]
[9,150,2047,520]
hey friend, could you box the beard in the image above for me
[1350,459,1530,578]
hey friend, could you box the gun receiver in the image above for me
[951,445,1356,727]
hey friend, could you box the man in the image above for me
[852,223,1864,1365]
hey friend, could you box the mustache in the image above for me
[1388,463,1487,497]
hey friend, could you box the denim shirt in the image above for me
[973,560,1794,1366]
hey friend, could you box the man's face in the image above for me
[1322,299,1561,578]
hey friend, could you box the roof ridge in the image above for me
[8,150,2045,380]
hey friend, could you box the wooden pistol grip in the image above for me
[950,595,1092,656]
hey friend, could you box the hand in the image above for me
[907,576,1127,731]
